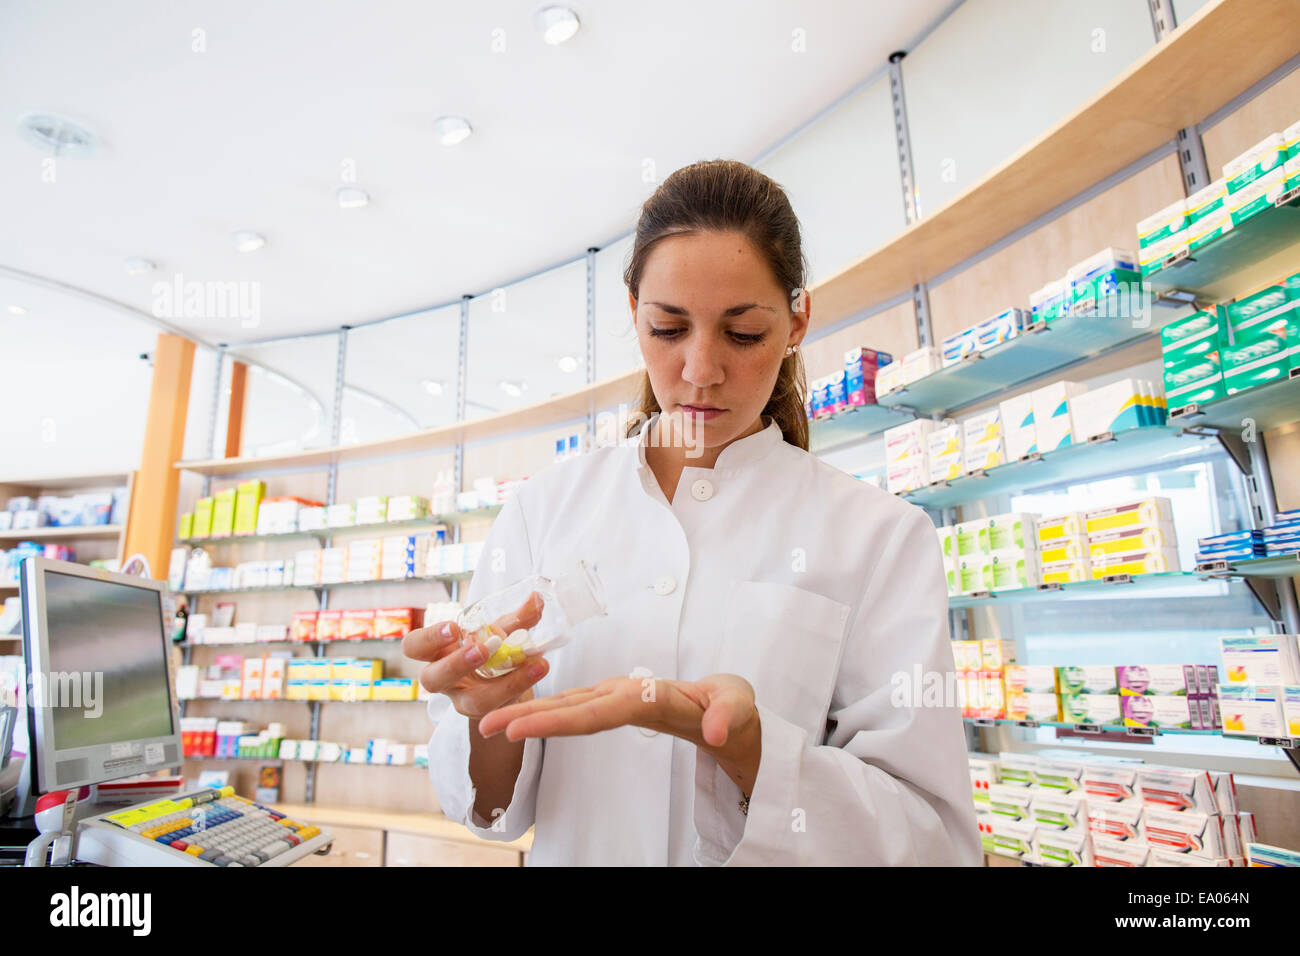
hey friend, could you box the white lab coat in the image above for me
[426,413,981,866]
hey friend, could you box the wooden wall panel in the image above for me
[801,301,919,380]
[927,155,1186,342]
[1200,67,1300,173]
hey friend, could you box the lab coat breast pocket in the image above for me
[719,581,852,738]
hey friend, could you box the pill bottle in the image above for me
[457,560,606,678]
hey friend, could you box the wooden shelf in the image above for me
[0,524,122,543]
[172,0,1300,482]
[175,368,643,477]
[813,0,1300,330]
[0,472,129,491]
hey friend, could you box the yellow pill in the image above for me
[484,642,523,672]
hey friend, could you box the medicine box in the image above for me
[1223,326,1297,396]
[1222,133,1287,194]
[1089,799,1144,841]
[1121,694,1195,730]
[1084,766,1142,805]
[996,752,1038,788]
[977,513,1035,552]
[1067,378,1148,439]
[1284,685,1300,737]
[1036,512,1085,543]
[233,480,265,536]
[1033,757,1086,794]
[884,418,938,463]
[999,392,1037,460]
[1061,693,1121,726]
[1164,354,1226,409]
[1005,664,1057,695]
[980,639,1016,672]
[874,361,902,398]
[926,425,964,483]
[191,497,213,539]
[1056,665,1118,696]
[1161,307,1226,360]
[1030,381,1087,451]
[1137,198,1188,249]
[941,328,978,367]
[1228,167,1287,226]
[1137,766,1217,814]
[1219,634,1300,685]
[210,489,237,538]
[1040,558,1091,585]
[1038,535,1088,564]
[1084,497,1172,535]
[1186,208,1233,254]
[980,550,1039,592]
[1005,691,1060,723]
[1066,248,1140,314]
[1117,664,1198,697]
[899,346,942,385]
[974,309,1025,351]
[1029,279,1070,325]
[962,409,1004,473]
[1093,836,1150,867]
[1224,281,1299,336]
[1030,791,1088,832]
[843,347,892,406]
[1143,807,1227,859]
[1090,549,1180,577]
[988,784,1033,821]
[1247,843,1300,867]
[1184,178,1227,227]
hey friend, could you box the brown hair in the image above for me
[622,159,809,451]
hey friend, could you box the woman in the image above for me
[404,160,980,866]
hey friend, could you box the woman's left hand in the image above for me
[477,673,762,787]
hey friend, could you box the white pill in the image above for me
[482,633,503,655]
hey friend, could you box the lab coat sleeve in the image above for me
[693,504,983,866]
[426,490,545,842]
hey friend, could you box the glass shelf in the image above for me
[1146,193,1300,297]
[187,755,423,766]
[179,636,406,649]
[179,507,502,548]
[947,571,1207,609]
[1168,369,1300,431]
[902,425,1217,510]
[876,295,1159,417]
[182,572,471,596]
[808,403,915,452]
[963,717,1219,736]
[1195,552,1300,580]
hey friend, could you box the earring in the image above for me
[784,343,800,356]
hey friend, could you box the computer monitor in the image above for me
[17,557,181,805]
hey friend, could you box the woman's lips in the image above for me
[680,404,724,420]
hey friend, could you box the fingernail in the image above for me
[466,644,486,665]
[439,622,453,640]
[527,662,546,680]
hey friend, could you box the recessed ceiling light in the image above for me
[7,304,27,316]
[18,112,95,156]
[124,257,156,276]
[433,115,473,146]
[337,186,369,209]
[499,380,522,397]
[557,355,579,372]
[232,230,265,253]
[536,6,581,45]
[421,379,444,396]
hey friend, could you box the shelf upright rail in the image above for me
[305,326,350,804]
[1148,0,1212,195]
[586,247,598,442]
[887,50,934,351]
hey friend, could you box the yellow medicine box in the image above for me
[1084,497,1173,535]
[350,659,384,682]
[178,513,193,539]
[1091,549,1180,578]
[192,497,214,538]
[306,679,331,701]
[1087,523,1176,559]
[1037,513,1085,543]
[372,679,417,701]
[234,480,265,536]
[1039,536,1088,564]
[1041,559,1091,585]
[210,488,237,538]
[286,680,308,701]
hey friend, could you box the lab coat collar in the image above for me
[633,412,784,472]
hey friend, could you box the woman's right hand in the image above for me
[401,593,548,722]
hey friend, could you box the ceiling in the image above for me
[0,0,957,348]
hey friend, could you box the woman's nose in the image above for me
[681,334,725,387]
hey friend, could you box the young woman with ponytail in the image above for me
[406,160,979,866]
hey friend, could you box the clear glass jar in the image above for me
[456,560,606,678]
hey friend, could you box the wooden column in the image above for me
[122,333,195,580]
[225,360,249,458]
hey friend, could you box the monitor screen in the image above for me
[42,570,174,751]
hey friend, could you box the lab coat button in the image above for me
[653,576,676,596]
[690,479,713,501]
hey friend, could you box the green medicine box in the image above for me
[1226,281,1300,336]
[1224,135,1286,194]
[1223,327,1297,395]
[1160,307,1227,359]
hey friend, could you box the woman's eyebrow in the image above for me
[645,301,776,317]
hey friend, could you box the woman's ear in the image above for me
[628,292,637,328]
